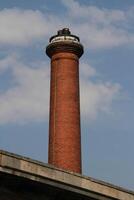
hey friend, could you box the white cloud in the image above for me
[0,1,127,124]
[0,55,49,124]
[0,3,133,49]
[62,0,134,49]
[0,55,120,124]
[80,63,120,119]
[0,8,58,46]
[62,0,126,24]
[0,53,17,73]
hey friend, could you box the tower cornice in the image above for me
[46,41,84,58]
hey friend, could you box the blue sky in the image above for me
[0,0,134,190]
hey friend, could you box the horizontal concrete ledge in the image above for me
[0,150,134,200]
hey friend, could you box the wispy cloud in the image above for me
[80,63,120,119]
[61,0,134,49]
[0,54,49,124]
[0,54,120,124]
[0,8,58,46]
[62,0,126,23]
[0,1,129,124]
[0,1,133,49]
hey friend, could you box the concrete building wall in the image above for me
[0,172,92,200]
[0,150,134,200]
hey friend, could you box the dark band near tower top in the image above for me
[46,28,84,58]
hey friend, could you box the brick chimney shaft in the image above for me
[46,28,84,173]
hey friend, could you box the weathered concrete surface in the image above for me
[0,150,134,200]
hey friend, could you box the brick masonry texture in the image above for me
[48,52,82,173]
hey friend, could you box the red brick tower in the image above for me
[46,28,84,173]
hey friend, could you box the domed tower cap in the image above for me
[46,28,84,58]
[62,28,71,35]
[49,28,80,42]
[57,28,71,35]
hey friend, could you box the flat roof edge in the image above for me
[0,150,134,200]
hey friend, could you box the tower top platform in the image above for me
[46,28,84,58]
[49,28,80,44]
